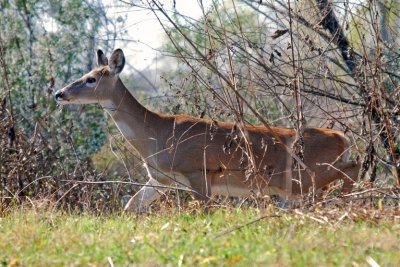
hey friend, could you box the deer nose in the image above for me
[54,90,64,100]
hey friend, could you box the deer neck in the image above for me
[100,79,163,157]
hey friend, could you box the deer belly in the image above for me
[210,171,291,198]
[210,171,254,197]
[167,172,192,188]
[211,183,253,197]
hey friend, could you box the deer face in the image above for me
[54,49,125,105]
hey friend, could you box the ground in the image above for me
[1,202,399,266]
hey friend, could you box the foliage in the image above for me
[159,2,284,124]
[1,0,400,211]
[0,0,128,210]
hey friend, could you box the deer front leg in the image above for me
[124,162,173,212]
[185,171,212,202]
[124,177,171,212]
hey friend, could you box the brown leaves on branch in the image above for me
[271,29,289,39]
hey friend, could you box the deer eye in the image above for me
[86,77,96,84]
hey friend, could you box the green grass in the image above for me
[0,206,399,266]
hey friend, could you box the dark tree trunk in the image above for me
[315,0,399,184]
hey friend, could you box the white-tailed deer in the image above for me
[55,49,360,212]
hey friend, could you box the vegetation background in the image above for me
[0,0,399,265]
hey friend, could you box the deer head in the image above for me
[54,49,125,105]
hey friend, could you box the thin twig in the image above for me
[214,213,281,238]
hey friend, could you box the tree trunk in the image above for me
[315,0,400,185]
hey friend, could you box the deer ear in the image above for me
[108,49,125,75]
[97,49,108,67]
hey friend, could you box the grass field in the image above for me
[1,204,399,266]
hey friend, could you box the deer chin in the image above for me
[57,97,99,105]
[55,97,71,105]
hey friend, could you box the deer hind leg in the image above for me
[338,160,361,194]
[323,159,361,194]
